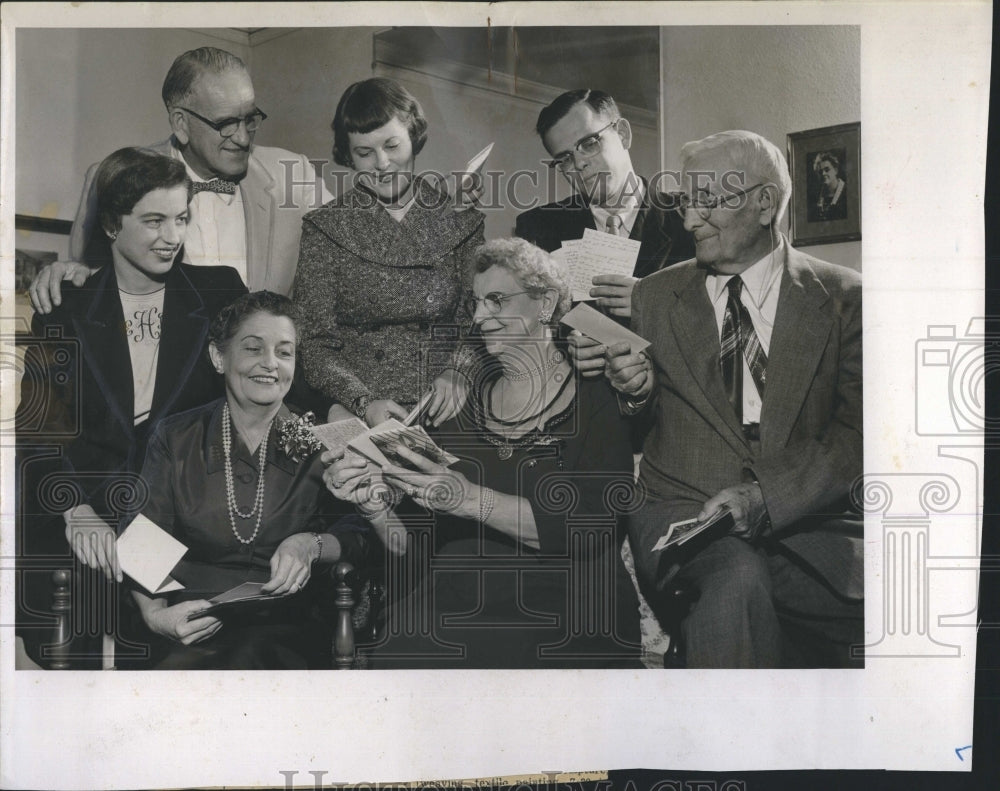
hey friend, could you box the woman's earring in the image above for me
[539,309,553,324]
[107,231,117,241]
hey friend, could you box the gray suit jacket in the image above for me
[630,240,863,599]
[69,139,329,295]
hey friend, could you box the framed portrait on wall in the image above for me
[787,122,861,246]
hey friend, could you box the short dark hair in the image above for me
[94,147,190,236]
[535,89,621,139]
[161,47,248,108]
[812,151,843,177]
[209,291,299,351]
[331,78,429,168]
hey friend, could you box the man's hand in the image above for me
[700,482,768,541]
[590,274,638,318]
[30,260,92,314]
[567,330,607,378]
[425,369,469,426]
[605,341,653,400]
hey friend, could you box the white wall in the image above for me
[15,29,250,223]
[661,26,861,271]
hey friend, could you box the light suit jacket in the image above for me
[69,139,329,295]
[629,239,863,600]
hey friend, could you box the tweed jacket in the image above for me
[68,138,329,295]
[294,179,485,410]
[628,240,863,599]
[514,182,695,278]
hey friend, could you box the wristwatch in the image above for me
[352,394,372,420]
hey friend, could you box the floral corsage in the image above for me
[277,411,325,463]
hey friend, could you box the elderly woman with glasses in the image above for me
[322,238,643,669]
[293,77,485,430]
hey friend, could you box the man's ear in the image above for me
[616,118,633,151]
[168,107,190,146]
[757,184,778,227]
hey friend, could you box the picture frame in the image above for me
[787,122,861,246]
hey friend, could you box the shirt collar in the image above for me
[177,147,238,205]
[589,174,645,229]
[707,234,786,308]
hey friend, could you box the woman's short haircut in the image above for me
[468,238,572,322]
[331,78,429,168]
[812,151,843,177]
[680,130,793,226]
[209,291,300,351]
[535,88,621,139]
[94,147,191,236]
[161,46,248,108]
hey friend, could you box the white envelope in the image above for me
[116,513,187,594]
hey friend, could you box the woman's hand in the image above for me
[322,451,397,512]
[424,370,469,427]
[64,504,122,582]
[364,399,408,428]
[381,445,478,520]
[261,533,318,595]
[145,600,222,645]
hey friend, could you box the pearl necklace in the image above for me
[501,349,564,381]
[222,402,272,545]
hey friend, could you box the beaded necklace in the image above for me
[222,402,273,545]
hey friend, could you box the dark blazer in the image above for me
[17,262,247,520]
[514,184,695,278]
[628,240,863,601]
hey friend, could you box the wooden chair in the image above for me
[45,561,374,670]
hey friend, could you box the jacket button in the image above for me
[238,473,253,484]
[374,349,385,361]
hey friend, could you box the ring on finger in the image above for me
[405,485,416,497]
[331,479,343,489]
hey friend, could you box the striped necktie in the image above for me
[720,276,767,423]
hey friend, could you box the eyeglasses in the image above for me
[178,106,267,137]
[673,183,767,219]
[543,120,620,172]
[465,291,534,317]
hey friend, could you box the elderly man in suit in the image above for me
[29,46,329,312]
[515,89,694,321]
[606,130,863,668]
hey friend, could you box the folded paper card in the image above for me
[116,513,187,594]
[652,507,735,552]
[560,302,651,353]
[185,581,289,620]
[555,228,641,301]
[311,417,458,470]
[463,142,494,174]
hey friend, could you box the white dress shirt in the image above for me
[705,237,785,423]
[590,173,644,237]
[174,148,249,285]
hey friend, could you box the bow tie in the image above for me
[191,178,238,195]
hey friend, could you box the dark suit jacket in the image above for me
[514,185,695,278]
[629,241,863,600]
[17,262,247,522]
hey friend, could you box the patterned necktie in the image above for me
[720,276,768,423]
[605,214,624,236]
[191,178,238,195]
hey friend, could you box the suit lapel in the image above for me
[241,153,276,290]
[760,245,834,450]
[149,266,211,422]
[73,267,134,436]
[668,270,747,451]
[631,199,674,278]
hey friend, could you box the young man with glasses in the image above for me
[514,89,694,322]
[30,47,330,312]
[605,130,863,668]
